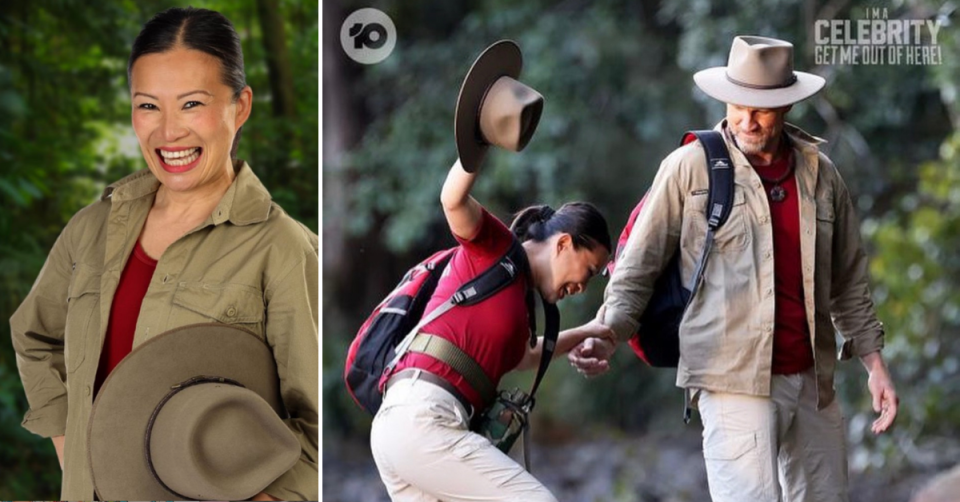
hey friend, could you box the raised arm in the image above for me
[440,159,485,240]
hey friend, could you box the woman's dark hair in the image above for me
[128,7,247,158]
[511,202,612,253]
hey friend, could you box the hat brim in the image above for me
[88,324,286,500]
[455,40,522,173]
[693,67,825,108]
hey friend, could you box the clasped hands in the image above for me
[566,320,618,377]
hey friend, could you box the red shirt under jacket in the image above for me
[753,147,815,375]
[93,240,157,395]
[394,208,531,412]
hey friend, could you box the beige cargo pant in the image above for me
[697,368,849,502]
[370,372,557,502]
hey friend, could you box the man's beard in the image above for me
[733,129,777,155]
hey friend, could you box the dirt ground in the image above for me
[323,427,944,502]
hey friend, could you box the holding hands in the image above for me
[566,320,618,377]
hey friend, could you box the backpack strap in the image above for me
[679,129,734,422]
[680,130,735,295]
[682,130,735,230]
[406,333,496,406]
[384,237,531,395]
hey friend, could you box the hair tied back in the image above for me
[539,206,555,222]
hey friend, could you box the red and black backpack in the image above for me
[344,238,532,415]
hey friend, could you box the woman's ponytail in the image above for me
[510,202,611,253]
[510,205,556,241]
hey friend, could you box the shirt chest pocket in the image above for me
[172,282,265,338]
[683,188,751,254]
[65,264,102,374]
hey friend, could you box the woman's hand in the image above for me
[51,435,65,470]
[513,320,616,372]
[568,334,618,378]
[250,491,282,501]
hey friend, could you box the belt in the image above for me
[386,368,475,419]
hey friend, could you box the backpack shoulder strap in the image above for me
[681,130,735,230]
[385,236,530,384]
[678,129,735,424]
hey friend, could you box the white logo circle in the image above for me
[340,8,396,65]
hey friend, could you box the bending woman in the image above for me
[370,159,614,502]
[10,7,317,500]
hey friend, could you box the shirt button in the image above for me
[226,307,237,317]
[72,262,77,270]
[766,289,773,297]
[764,250,772,260]
[85,385,91,396]
[760,215,769,224]
[162,274,169,284]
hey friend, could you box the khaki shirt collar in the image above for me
[99,160,272,226]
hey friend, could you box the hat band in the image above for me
[725,72,798,90]
[143,375,246,500]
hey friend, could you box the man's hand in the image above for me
[862,351,898,434]
[568,336,617,377]
[51,435,65,470]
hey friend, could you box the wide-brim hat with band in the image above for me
[455,40,544,173]
[694,35,825,109]
[87,323,300,501]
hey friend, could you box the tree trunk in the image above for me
[256,0,296,120]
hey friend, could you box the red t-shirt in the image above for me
[93,240,157,395]
[394,208,531,411]
[753,148,815,374]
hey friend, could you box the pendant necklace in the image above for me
[757,156,794,203]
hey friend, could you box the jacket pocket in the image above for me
[683,188,750,254]
[172,281,265,336]
[65,264,101,373]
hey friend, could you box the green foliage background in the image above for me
[323,0,960,491]
[0,0,317,498]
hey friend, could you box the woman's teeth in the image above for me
[160,148,201,166]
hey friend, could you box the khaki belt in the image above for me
[387,369,474,418]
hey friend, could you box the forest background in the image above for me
[323,1,959,501]
[0,0,318,498]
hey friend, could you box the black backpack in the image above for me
[606,130,735,367]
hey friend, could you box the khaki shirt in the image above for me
[600,122,884,408]
[10,161,319,500]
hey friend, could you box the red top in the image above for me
[754,148,815,374]
[394,208,531,411]
[93,240,158,395]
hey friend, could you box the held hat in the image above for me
[693,36,825,108]
[87,323,300,501]
[455,40,544,173]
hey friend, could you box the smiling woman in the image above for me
[9,7,318,502]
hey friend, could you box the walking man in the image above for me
[569,36,898,502]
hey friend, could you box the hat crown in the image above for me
[726,36,796,89]
[478,76,543,152]
[148,382,301,500]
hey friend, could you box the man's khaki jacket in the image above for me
[601,122,884,408]
[11,162,319,500]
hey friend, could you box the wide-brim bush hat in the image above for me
[455,40,544,172]
[694,35,825,108]
[87,323,300,500]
